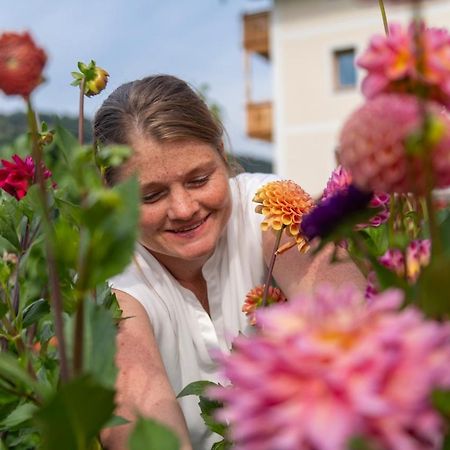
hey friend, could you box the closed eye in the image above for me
[187,175,209,187]
[142,191,166,204]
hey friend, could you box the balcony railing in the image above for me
[246,101,272,142]
[243,11,270,58]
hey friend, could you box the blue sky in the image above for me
[0,0,273,160]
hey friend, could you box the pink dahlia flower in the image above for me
[0,154,52,200]
[209,285,450,450]
[339,93,450,194]
[322,165,390,227]
[358,22,450,107]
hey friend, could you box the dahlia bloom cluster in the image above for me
[358,22,450,107]
[253,180,314,253]
[242,284,287,326]
[339,93,450,194]
[0,32,47,98]
[210,285,450,450]
[322,165,390,228]
[0,154,52,200]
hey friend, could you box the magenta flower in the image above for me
[209,285,450,450]
[339,94,450,194]
[0,154,51,200]
[379,239,431,283]
[358,22,450,107]
[322,165,390,228]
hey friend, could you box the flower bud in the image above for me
[85,67,109,97]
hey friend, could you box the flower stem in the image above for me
[262,228,284,307]
[26,99,70,382]
[78,79,85,145]
[378,0,390,36]
[73,80,87,376]
[12,218,31,315]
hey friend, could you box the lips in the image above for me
[167,214,210,234]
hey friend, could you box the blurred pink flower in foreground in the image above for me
[358,22,450,107]
[339,93,450,194]
[322,165,390,227]
[210,285,450,450]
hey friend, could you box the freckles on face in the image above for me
[119,135,232,264]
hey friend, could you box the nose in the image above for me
[167,186,199,221]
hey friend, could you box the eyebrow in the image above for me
[140,161,217,192]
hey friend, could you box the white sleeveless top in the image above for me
[110,172,278,449]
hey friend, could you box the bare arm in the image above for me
[101,291,193,450]
[263,232,367,298]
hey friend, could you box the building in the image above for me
[243,0,450,195]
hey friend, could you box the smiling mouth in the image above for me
[168,214,210,234]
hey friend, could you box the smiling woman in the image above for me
[93,75,365,450]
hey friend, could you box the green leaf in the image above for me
[431,389,450,418]
[83,300,117,388]
[128,417,180,450]
[103,414,130,428]
[199,395,227,436]
[0,302,7,321]
[211,439,232,450]
[81,177,140,288]
[54,124,79,163]
[416,255,450,318]
[22,298,50,328]
[0,402,37,429]
[0,202,20,250]
[0,353,47,400]
[34,375,115,450]
[177,380,217,398]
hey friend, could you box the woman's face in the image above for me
[120,135,232,270]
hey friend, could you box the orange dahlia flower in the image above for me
[242,284,287,326]
[253,180,314,253]
[0,32,47,98]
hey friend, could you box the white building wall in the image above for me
[272,0,450,196]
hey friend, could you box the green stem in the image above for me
[26,99,70,383]
[424,189,442,258]
[73,80,88,375]
[378,0,390,36]
[262,228,284,307]
[12,218,31,315]
[78,79,86,145]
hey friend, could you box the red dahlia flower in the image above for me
[0,154,51,200]
[0,32,47,98]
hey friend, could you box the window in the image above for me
[334,48,357,89]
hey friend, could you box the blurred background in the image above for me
[2,0,450,195]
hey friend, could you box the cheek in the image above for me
[139,205,164,232]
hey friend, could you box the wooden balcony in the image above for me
[246,101,272,142]
[243,11,270,58]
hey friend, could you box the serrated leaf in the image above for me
[22,298,50,328]
[128,417,179,450]
[0,402,37,429]
[177,380,217,398]
[34,375,115,450]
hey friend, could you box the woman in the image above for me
[94,75,365,450]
